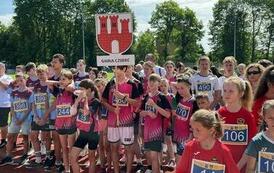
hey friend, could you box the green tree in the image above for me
[174,8,204,63]
[209,0,251,63]
[133,30,158,63]
[149,0,184,62]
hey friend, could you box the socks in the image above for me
[35,151,41,163]
[46,150,51,159]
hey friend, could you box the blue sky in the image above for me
[0,0,217,52]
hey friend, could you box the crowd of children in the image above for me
[0,53,273,173]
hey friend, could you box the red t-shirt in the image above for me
[218,106,256,173]
[252,96,268,126]
[176,139,239,173]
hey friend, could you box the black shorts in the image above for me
[56,127,77,135]
[73,131,99,150]
[0,107,10,128]
[144,140,162,152]
[133,113,140,135]
[31,120,53,131]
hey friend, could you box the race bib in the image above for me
[191,159,225,173]
[175,103,190,120]
[34,93,47,105]
[77,110,90,123]
[56,104,71,117]
[145,103,157,114]
[112,94,129,106]
[221,124,248,145]
[13,99,28,112]
[197,82,212,92]
[258,151,274,173]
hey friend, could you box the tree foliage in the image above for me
[0,0,134,67]
[149,0,204,64]
[209,0,274,63]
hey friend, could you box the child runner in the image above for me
[196,93,211,110]
[70,79,101,173]
[140,74,171,173]
[25,64,52,168]
[102,66,140,173]
[0,62,13,149]
[218,76,256,172]
[0,73,32,166]
[172,76,198,163]
[159,78,176,168]
[190,56,221,108]
[143,61,155,95]
[94,78,111,172]
[125,65,144,172]
[43,54,74,172]
[176,109,240,173]
[54,69,76,173]
[74,59,89,89]
[25,62,39,89]
[245,100,274,173]
[164,61,176,94]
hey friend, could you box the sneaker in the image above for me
[135,163,144,173]
[167,159,176,168]
[24,160,42,169]
[43,156,53,171]
[144,169,152,173]
[96,159,101,166]
[56,164,65,173]
[0,140,7,149]
[120,165,127,173]
[17,153,29,165]
[45,155,55,168]
[0,156,14,166]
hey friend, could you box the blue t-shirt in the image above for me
[10,89,33,122]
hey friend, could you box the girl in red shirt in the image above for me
[218,76,256,173]
[176,109,239,173]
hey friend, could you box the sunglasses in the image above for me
[247,71,261,75]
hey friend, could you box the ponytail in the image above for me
[241,80,253,111]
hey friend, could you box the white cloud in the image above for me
[0,14,14,26]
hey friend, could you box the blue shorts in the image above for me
[8,119,31,135]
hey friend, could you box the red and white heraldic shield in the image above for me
[95,13,133,55]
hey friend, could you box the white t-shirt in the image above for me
[190,73,221,102]
[0,74,12,107]
[154,66,166,77]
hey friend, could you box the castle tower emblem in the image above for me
[96,13,133,55]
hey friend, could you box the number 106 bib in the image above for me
[221,124,248,145]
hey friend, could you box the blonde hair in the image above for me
[262,99,274,117]
[148,73,161,83]
[144,61,155,71]
[36,64,48,73]
[224,76,253,111]
[198,55,211,65]
[94,78,107,87]
[191,109,223,138]
[223,56,237,66]
[60,69,73,80]
[245,63,265,79]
